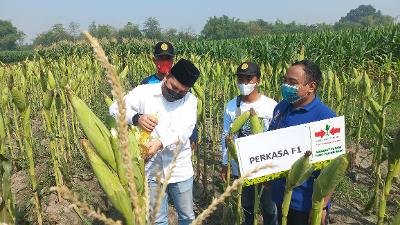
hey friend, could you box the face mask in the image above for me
[281,83,305,103]
[238,83,257,96]
[155,60,173,74]
[162,82,186,102]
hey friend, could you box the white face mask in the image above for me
[238,83,257,96]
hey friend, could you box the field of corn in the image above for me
[1,25,400,225]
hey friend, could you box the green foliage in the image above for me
[201,15,249,39]
[335,5,395,28]
[0,20,25,51]
[33,24,73,47]
[142,17,162,40]
[0,50,35,63]
[118,22,142,40]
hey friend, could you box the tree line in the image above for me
[0,5,397,51]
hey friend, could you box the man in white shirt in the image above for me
[109,58,200,225]
[220,62,278,225]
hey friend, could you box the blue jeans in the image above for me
[149,177,195,225]
[241,184,278,225]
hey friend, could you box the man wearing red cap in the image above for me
[110,58,200,225]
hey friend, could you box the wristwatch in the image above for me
[132,113,142,125]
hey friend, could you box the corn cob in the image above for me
[128,128,145,195]
[0,87,8,108]
[383,75,392,105]
[39,69,48,92]
[368,96,383,117]
[11,87,26,113]
[282,151,313,225]
[196,98,203,119]
[311,155,348,225]
[226,135,238,162]
[249,108,263,134]
[136,114,157,159]
[193,83,205,100]
[365,109,381,135]
[363,72,371,96]
[104,93,113,107]
[0,111,5,143]
[378,128,400,225]
[334,74,342,101]
[352,68,363,86]
[47,70,56,90]
[110,128,128,187]
[379,82,385,104]
[230,110,250,134]
[60,76,69,88]
[43,90,54,110]
[55,92,63,113]
[68,93,117,171]
[81,139,134,225]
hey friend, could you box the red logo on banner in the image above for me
[315,130,326,138]
[330,127,340,135]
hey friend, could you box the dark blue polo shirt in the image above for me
[269,96,336,213]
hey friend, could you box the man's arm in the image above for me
[109,87,142,124]
[220,104,233,181]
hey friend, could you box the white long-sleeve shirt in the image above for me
[221,95,277,176]
[109,82,197,183]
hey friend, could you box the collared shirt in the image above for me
[109,82,197,183]
[141,74,162,85]
[141,74,198,143]
[269,96,336,213]
[221,95,277,176]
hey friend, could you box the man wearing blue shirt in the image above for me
[269,60,336,225]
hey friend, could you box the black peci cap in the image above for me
[154,41,174,57]
[170,59,200,87]
[236,62,261,77]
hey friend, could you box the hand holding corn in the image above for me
[138,114,158,132]
[144,139,163,161]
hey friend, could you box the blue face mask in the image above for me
[281,83,301,103]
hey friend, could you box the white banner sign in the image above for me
[235,116,345,182]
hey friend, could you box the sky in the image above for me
[1,0,399,43]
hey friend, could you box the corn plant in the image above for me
[281,151,314,225]
[310,155,349,225]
